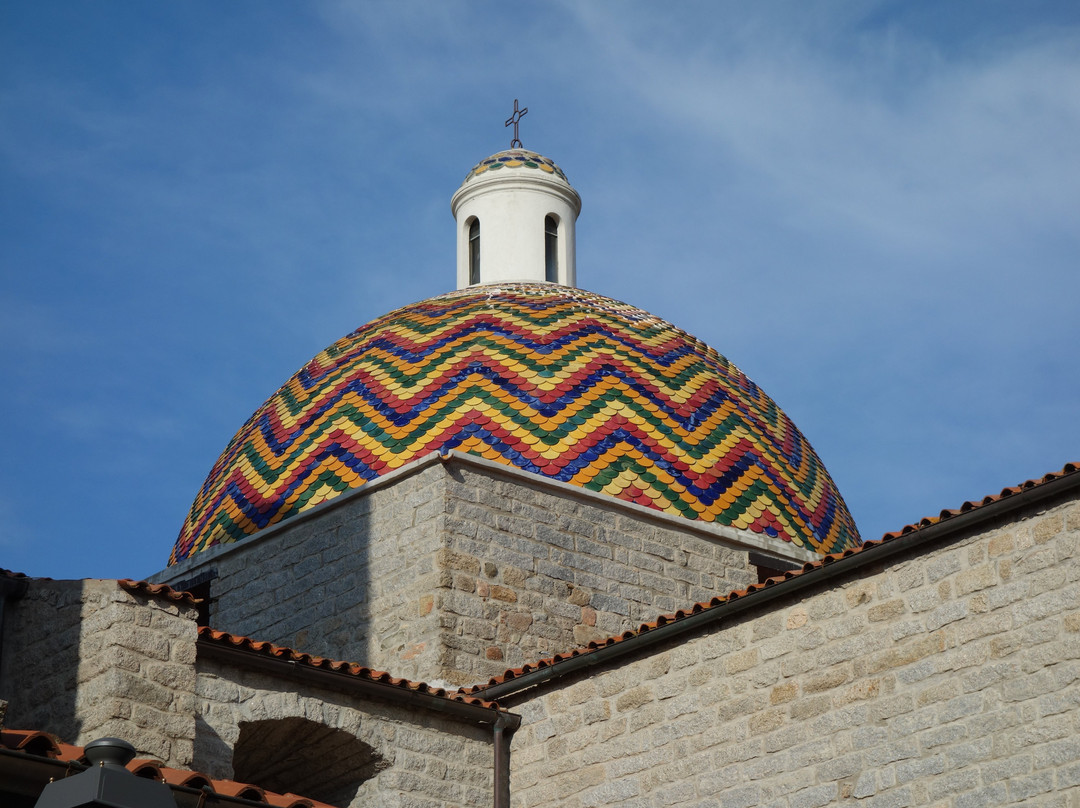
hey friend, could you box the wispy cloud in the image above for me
[568,3,1080,258]
[2,2,1076,576]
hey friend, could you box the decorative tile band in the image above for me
[171,284,860,563]
[463,150,568,184]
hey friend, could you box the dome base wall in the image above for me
[154,453,775,685]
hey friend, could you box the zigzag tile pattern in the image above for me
[171,284,860,564]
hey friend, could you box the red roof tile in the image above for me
[266,795,317,808]
[212,779,267,800]
[154,765,213,789]
[879,462,1078,538]
[462,461,1079,695]
[198,627,504,710]
[0,730,59,757]
[118,578,202,607]
[1,572,201,608]
[0,730,329,808]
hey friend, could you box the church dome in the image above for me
[461,149,571,186]
[170,282,860,564]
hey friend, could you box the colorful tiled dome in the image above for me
[462,150,569,185]
[170,283,860,564]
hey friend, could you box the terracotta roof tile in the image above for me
[0,570,200,608]
[462,461,1079,694]
[0,573,200,607]
[118,578,202,607]
[55,742,86,762]
[198,626,503,710]
[0,730,62,757]
[266,795,316,808]
[266,795,320,808]
[155,764,213,788]
[213,779,267,800]
[0,731,333,808]
[129,759,165,779]
[879,461,1078,538]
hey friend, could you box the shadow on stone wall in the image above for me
[234,716,385,807]
[157,463,447,682]
[0,579,88,743]
[0,579,198,765]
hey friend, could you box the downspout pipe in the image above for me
[493,713,518,808]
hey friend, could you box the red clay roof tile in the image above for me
[212,779,267,800]
[118,578,202,607]
[129,759,165,779]
[55,742,85,762]
[0,731,335,808]
[462,461,1079,694]
[265,795,316,808]
[198,626,504,710]
[156,765,213,788]
[0,730,61,757]
[0,571,199,610]
[879,461,1078,539]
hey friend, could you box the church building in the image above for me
[1,131,1077,807]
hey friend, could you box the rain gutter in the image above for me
[198,636,519,728]
[478,467,1080,702]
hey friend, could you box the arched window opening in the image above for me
[468,218,480,285]
[544,215,558,282]
[233,717,387,807]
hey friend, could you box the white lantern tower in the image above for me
[451,115,581,289]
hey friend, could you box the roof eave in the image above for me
[475,464,1080,701]
[197,634,519,729]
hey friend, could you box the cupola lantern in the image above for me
[451,147,581,289]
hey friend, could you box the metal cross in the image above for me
[505,99,528,149]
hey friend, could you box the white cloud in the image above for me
[2,2,1076,574]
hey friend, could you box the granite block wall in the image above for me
[507,494,1080,807]
[0,578,83,741]
[0,579,198,765]
[156,457,755,686]
[438,463,754,684]
[196,657,494,808]
[159,462,449,682]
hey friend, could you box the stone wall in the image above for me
[0,579,83,741]
[438,462,754,684]
[506,494,1080,807]
[159,461,449,682]
[196,656,494,808]
[0,579,198,765]
[156,456,756,686]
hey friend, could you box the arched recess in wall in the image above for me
[232,717,388,807]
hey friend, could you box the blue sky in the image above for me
[2,1,1078,581]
